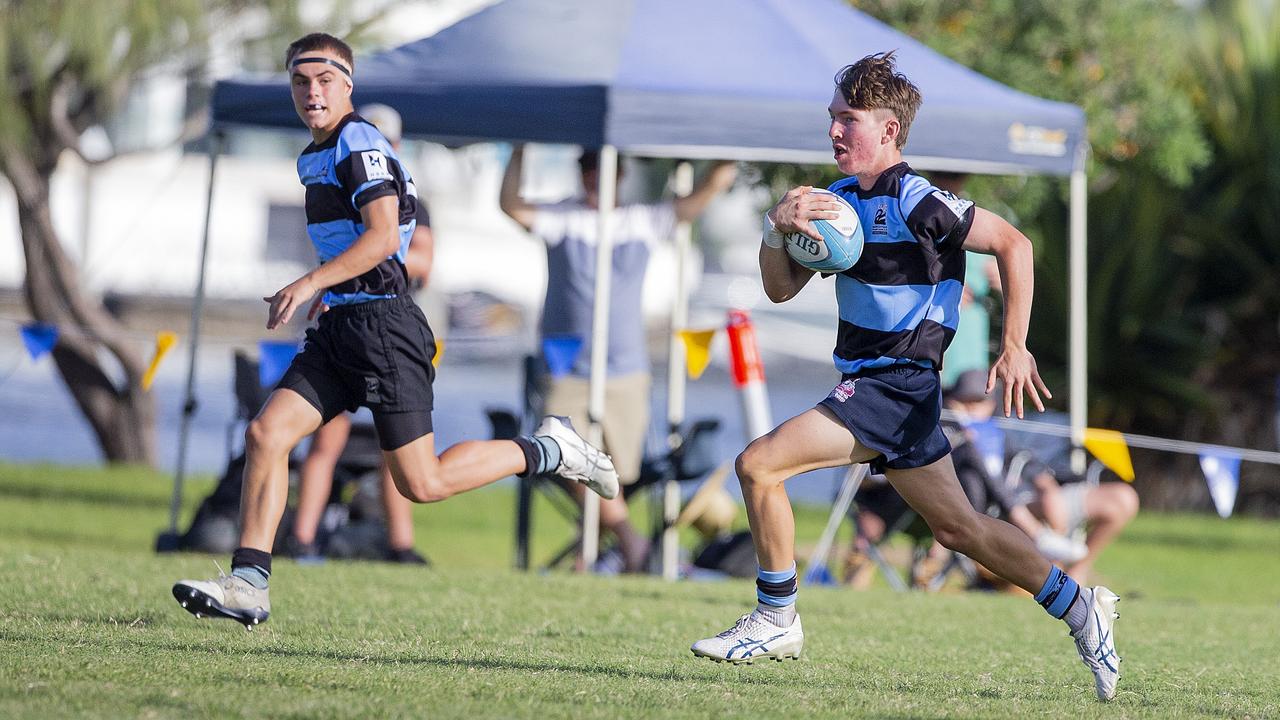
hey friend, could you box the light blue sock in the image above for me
[232,565,269,590]
[533,434,561,473]
[1034,566,1080,625]
[755,563,798,626]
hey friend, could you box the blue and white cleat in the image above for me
[1071,586,1122,701]
[691,610,804,664]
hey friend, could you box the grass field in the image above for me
[1,462,1277,719]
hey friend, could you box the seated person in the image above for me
[951,368,1139,584]
[945,369,1087,565]
[1019,459,1140,585]
[843,370,1089,590]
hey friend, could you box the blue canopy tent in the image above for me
[170,0,1090,572]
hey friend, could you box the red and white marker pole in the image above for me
[726,309,772,443]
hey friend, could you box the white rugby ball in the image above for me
[784,189,864,273]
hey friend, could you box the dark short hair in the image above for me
[834,51,922,149]
[285,33,354,72]
[577,149,600,174]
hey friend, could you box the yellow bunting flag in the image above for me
[1083,428,1135,482]
[678,329,716,380]
[142,331,178,391]
[432,339,445,368]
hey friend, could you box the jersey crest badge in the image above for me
[830,378,857,403]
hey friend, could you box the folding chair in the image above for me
[497,356,724,572]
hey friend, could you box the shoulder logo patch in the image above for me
[361,150,393,183]
[931,190,974,219]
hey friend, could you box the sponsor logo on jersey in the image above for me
[361,150,393,182]
[932,190,974,219]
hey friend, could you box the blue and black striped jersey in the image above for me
[827,163,976,375]
[296,113,418,306]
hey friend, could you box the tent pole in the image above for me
[583,144,618,568]
[158,130,223,551]
[662,161,695,580]
[1069,144,1089,474]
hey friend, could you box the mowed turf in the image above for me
[0,463,1277,719]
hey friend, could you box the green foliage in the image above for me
[1188,0,1280,391]
[1,463,1278,718]
[0,0,392,160]
[851,0,1209,188]
[0,0,204,154]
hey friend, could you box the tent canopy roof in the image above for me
[212,0,1085,175]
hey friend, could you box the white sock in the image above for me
[755,602,796,627]
[1065,586,1092,633]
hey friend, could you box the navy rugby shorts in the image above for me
[818,365,951,474]
[278,296,436,450]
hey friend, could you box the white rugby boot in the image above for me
[172,569,270,630]
[535,415,619,500]
[1071,586,1122,701]
[691,610,804,664]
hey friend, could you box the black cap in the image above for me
[947,369,990,403]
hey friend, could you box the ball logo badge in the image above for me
[785,233,830,263]
[782,188,864,273]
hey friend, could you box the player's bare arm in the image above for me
[499,144,537,231]
[962,206,1052,418]
[264,194,400,329]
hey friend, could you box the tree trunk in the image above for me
[4,146,156,465]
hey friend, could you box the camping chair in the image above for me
[802,441,976,593]
[842,476,977,592]
[495,355,725,572]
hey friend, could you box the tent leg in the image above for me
[1068,148,1088,474]
[660,162,695,580]
[157,131,223,552]
[582,144,618,568]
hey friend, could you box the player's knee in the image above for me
[735,442,780,493]
[931,512,980,554]
[394,467,449,504]
[244,417,291,458]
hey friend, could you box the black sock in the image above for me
[513,436,541,478]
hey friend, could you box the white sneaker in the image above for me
[1035,528,1089,564]
[172,571,270,630]
[1071,586,1121,701]
[535,415,619,500]
[691,610,804,664]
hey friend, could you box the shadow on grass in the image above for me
[1,623,842,692]
[0,482,168,510]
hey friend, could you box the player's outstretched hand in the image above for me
[264,276,318,330]
[987,347,1052,419]
[769,186,842,242]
